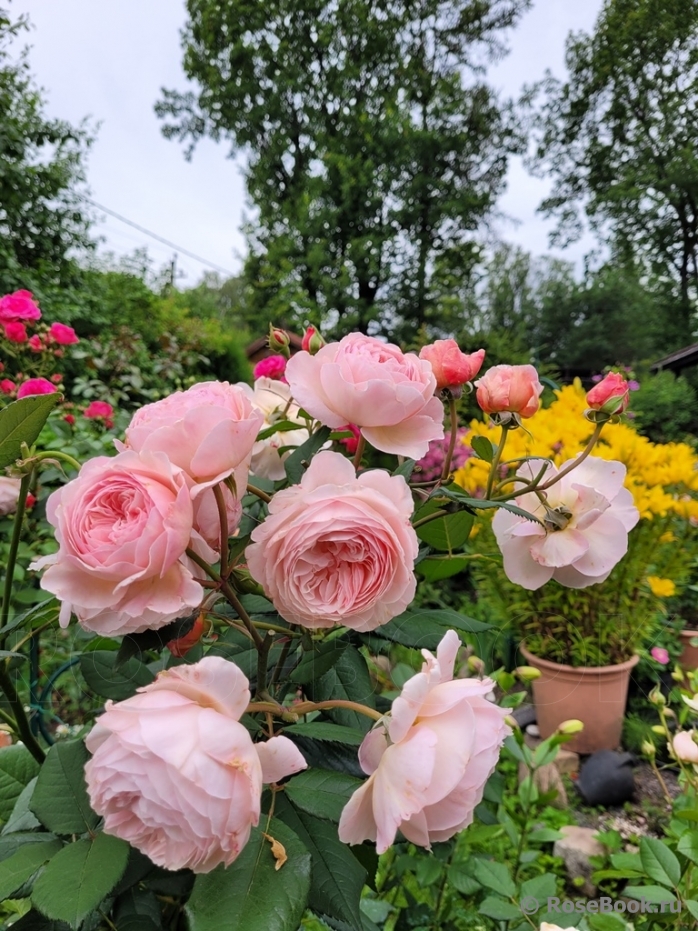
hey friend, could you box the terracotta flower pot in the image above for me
[679,629,698,678]
[520,645,639,754]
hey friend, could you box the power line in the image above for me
[82,196,238,277]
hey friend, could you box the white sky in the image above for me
[12,0,604,286]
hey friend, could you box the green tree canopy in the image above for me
[157,0,531,338]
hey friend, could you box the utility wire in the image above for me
[82,196,237,277]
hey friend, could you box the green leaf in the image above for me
[470,859,516,897]
[2,777,40,834]
[3,909,70,931]
[0,839,62,900]
[291,640,345,685]
[31,833,130,927]
[30,740,98,835]
[185,820,311,931]
[624,884,677,904]
[686,900,698,921]
[588,916,628,931]
[282,722,364,746]
[80,650,154,700]
[307,647,376,733]
[470,436,495,463]
[0,600,59,642]
[528,828,563,843]
[415,505,473,552]
[373,607,491,649]
[392,459,416,480]
[0,394,61,469]
[0,832,59,863]
[0,744,41,824]
[116,612,198,666]
[284,426,332,484]
[478,897,520,921]
[677,829,698,864]
[520,873,557,903]
[436,487,543,524]
[257,419,307,441]
[640,836,680,887]
[416,554,471,581]
[276,794,364,931]
[285,770,363,823]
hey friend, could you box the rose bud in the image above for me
[302,326,326,354]
[475,364,543,420]
[419,340,485,395]
[167,614,207,657]
[586,372,630,415]
[268,325,291,358]
[4,322,28,343]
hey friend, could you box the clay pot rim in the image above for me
[681,628,698,635]
[520,643,640,676]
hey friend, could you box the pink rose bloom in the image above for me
[252,354,287,381]
[586,372,630,415]
[124,381,264,497]
[419,341,485,392]
[246,450,418,631]
[339,630,510,852]
[4,322,28,343]
[492,456,640,590]
[85,657,307,873]
[84,400,114,419]
[672,730,698,765]
[650,646,670,665]
[239,378,311,482]
[0,290,41,323]
[31,450,208,635]
[286,334,444,458]
[475,364,543,419]
[0,379,15,395]
[28,335,42,352]
[17,378,57,398]
[0,476,22,517]
[48,321,79,345]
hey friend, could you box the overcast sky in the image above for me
[12,0,604,286]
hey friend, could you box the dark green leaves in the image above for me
[307,647,376,733]
[0,839,61,900]
[185,820,311,931]
[285,770,363,823]
[639,836,680,888]
[470,436,495,463]
[31,833,130,927]
[0,744,41,824]
[0,394,61,469]
[284,427,332,484]
[80,650,154,700]
[372,608,491,650]
[30,740,98,835]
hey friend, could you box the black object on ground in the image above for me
[575,750,635,807]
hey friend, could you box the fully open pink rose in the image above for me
[672,730,698,765]
[240,377,311,481]
[48,321,79,345]
[246,450,418,631]
[492,456,640,590]
[252,354,286,381]
[475,364,543,418]
[0,476,21,517]
[17,377,56,398]
[124,381,264,496]
[286,334,444,458]
[339,630,510,852]
[419,341,485,391]
[0,290,41,323]
[85,656,307,873]
[32,450,208,635]
[586,372,630,414]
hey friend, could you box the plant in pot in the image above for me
[454,379,698,753]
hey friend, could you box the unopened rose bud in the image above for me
[475,364,543,420]
[467,655,485,675]
[641,740,656,757]
[586,372,630,416]
[649,687,666,706]
[25,493,36,509]
[302,326,325,355]
[515,665,541,682]
[557,719,584,736]
[419,340,485,395]
[166,614,206,658]
[268,325,291,358]
[671,667,685,682]
[651,725,666,736]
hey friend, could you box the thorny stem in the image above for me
[485,425,509,500]
[650,757,673,806]
[353,434,366,470]
[1,473,32,644]
[212,484,229,579]
[441,397,459,482]
[247,483,271,503]
[256,631,274,699]
[247,698,384,722]
[270,636,294,694]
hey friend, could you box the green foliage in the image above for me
[0,395,60,469]
[632,371,698,442]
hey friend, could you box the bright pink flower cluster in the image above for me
[415,429,473,482]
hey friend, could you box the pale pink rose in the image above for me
[85,656,307,873]
[419,341,485,391]
[0,290,41,323]
[31,450,208,636]
[672,730,698,765]
[286,334,444,458]
[48,321,79,345]
[339,630,510,853]
[124,381,264,497]
[239,377,311,482]
[0,476,21,517]
[17,377,56,398]
[252,354,286,380]
[475,364,543,418]
[246,450,418,631]
[492,456,640,590]
[586,372,629,415]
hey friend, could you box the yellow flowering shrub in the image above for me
[453,381,698,666]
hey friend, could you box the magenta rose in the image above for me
[246,450,418,631]
[124,381,263,496]
[4,322,28,343]
[286,334,444,458]
[85,657,307,873]
[339,630,510,852]
[252,354,287,380]
[17,378,57,398]
[32,449,208,635]
[0,290,41,323]
[48,321,79,345]
[84,400,114,419]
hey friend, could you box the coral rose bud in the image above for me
[475,364,543,419]
[48,322,79,345]
[268,325,291,357]
[419,340,485,393]
[4,322,28,343]
[253,354,287,380]
[167,614,207,657]
[0,379,15,395]
[17,378,57,398]
[586,372,629,415]
[302,326,326,354]
[0,290,41,323]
